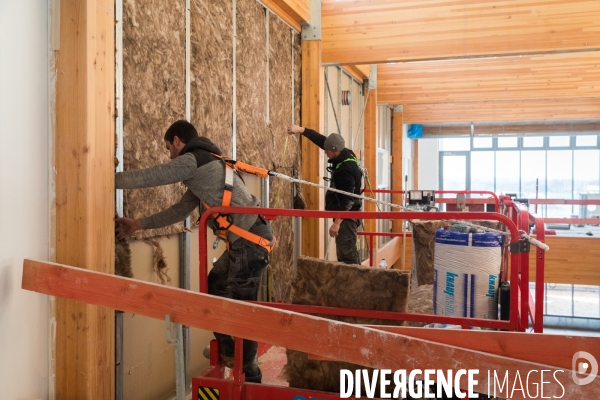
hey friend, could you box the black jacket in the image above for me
[303,128,363,211]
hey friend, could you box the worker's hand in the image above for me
[115,217,144,241]
[329,219,342,238]
[287,124,304,135]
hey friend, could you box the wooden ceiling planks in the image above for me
[378,51,600,105]
[322,0,600,65]
[263,0,310,25]
[403,98,600,124]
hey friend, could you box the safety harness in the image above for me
[326,154,363,208]
[202,154,275,253]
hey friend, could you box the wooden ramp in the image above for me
[22,259,600,399]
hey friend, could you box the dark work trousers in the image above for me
[335,218,361,265]
[207,218,272,376]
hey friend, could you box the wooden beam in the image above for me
[343,64,370,81]
[365,326,600,372]
[378,52,600,105]
[23,259,600,398]
[261,0,303,31]
[265,0,310,24]
[363,89,378,248]
[54,0,115,398]
[423,121,600,136]
[403,98,600,124]
[301,40,324,258]
[322,0,600,65]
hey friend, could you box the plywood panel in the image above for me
[529,236,600,285]
[122,0,186,238]
[190,0,233,157]
[54,0,115,398]
[379,51,600,105]
[403,98,600,124]
[322,0,600,65]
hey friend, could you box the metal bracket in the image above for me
[393,105,403,113]
[509,240,531,254]
[301,0,321,40]
[368,64,377,89]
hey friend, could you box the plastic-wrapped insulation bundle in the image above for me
[433,229,502,320]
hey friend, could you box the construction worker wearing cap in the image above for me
[288,124,363,265]
[115,120,273,383]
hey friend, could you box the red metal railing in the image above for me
[357,230,410,267]
[369,189,500,211]
[199,207,525,331]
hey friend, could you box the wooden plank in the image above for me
[378,52,600,105]
[363,89,378,247]
[364,326,600,371]
[403,98,600,124]
[322,0,600,65]
[301,40,324,258]
[529,236,600,285]
[261,0,302,31]
[423,121,600,136]
[54,1,115,398]
[22,259,600,398]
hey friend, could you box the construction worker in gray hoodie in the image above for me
[116,120,273,383]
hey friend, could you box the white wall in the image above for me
[0,1,49,399]
[418,138,439,190]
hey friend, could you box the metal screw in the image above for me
[352,334,357,339]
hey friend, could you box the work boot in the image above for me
[244,364,262,384]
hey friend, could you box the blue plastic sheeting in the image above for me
[408,124,423,139]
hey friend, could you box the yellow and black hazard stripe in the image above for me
[197,386,220,400]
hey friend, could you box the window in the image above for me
[523,137,544,148]
[471,152,495,192]
[521,151,546,199]
[547,150,573,218]
[440,137,470,151]
[574,150,599,196]
[473,137,493,148]
[495,151,520,195]
[549,136,571,147]
[576,135,598,147]
[497,137,518,148]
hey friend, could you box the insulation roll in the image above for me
[433,229,502,320]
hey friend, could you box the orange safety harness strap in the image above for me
[203,154,275,253]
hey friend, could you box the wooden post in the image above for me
[363,88,377,256]
[301,40,324,258]
[392,107,405,269]
[54,0,115,398]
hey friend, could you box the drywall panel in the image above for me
[190,0,233,156]
[122,236,181,400]
[122,0,187,238]
[0,1,49,398]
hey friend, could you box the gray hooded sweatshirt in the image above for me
[116,137,260,242]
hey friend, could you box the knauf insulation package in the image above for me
[433,229,502,319]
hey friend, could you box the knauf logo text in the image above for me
[443,272,459,296]
[486,275,497,298]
